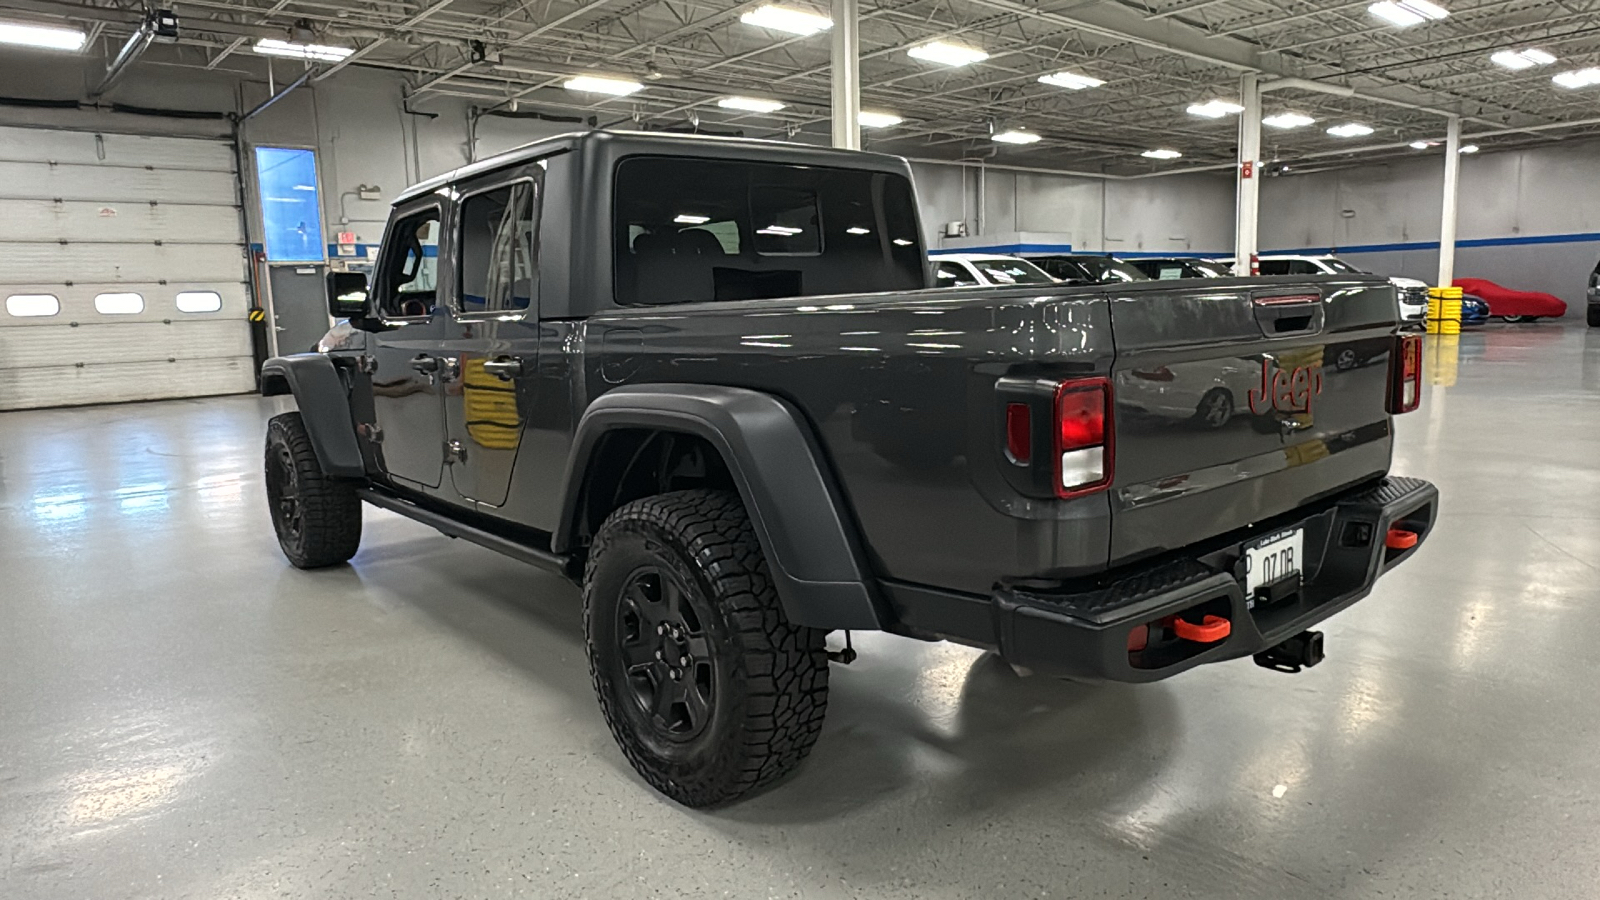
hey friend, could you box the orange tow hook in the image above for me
[1385,528,1419,550]
[1173,615,1231,644]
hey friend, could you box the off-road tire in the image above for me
[264,411,362,568]
[583,489,829,808]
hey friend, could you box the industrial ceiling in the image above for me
[5,0,1600,174]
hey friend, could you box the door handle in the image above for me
[410,355,440,374]
[482,357,524,381]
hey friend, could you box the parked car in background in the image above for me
[932,254,1057,287]
[1453,277,1567,322]
[1219,255,1428,327]
[1587,257,1599,327]
[1124,257,1231,280]
[1461,295,1491,326]
[1023,254,1151,285]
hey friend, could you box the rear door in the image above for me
[436,172,543,508]
[1105,276,1398,565]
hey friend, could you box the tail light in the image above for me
[1388,334,1423,414]
[1054,378,1113,498]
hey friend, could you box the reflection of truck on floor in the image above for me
[260,131,1438,808]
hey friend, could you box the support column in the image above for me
[830,0,860,150]
[1234,72,1261,276]
[1437,115,1462,287]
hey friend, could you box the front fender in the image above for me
[260,354,367,479]
[553,383,885,631]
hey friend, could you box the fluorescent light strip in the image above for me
[1459,144,1479,154]
[907,41,989,67]
[1368,0,1449,27]
[0,21,87,51]
[1263,112,1315,129]
[253,38,354,62]
[1038,71,1104,90]
[1186,99,1244,118]
[1491,48,1555,70]
[1409,140,1439,149]
[717,96,785,113]
[857,111,903,128]
[564,75,643,96]
[739,5,832,36]
[673,214,710,225]
[1553,67,1600,89]
[992,129,1041,144]
[1327,122,1374,137]
[1141,148,1182,160]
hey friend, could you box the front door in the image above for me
[438,178,541,507]
[367,205,448,489]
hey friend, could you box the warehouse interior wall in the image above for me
[1260,142,1600,305]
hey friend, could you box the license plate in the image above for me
[1245,528,1303,595]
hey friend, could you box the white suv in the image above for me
[1219,255,1429,326]
[932,254,1058,288]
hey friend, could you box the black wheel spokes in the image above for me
[269,444,303,539]
[616,566,714,739]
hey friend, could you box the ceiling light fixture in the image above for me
[674,214,710,225]
[857,111,903,128]
[1459,144,1479,153]
[564,75,644,96]
[1367,0,1449,27]
[1262,112,1315,129]
[1141,148,1182,160]
[907,41,989,67]
[1490,48,1555,70]
[717,96,786,113]
[1186,99,1244,118]
[1038,71,1104,90]
[1553,67,1600,89]
[1409,140,1439,149]
[992,129,1041,144]
[1327,122,1375,137]
[0,20,87,51]
[739,5,832,36]
[253,38,353,62]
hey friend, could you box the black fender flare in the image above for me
[552,383,885,631]
[259,354,367,479]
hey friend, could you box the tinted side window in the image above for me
[613,157,925,305]
[378,210,440,318]
[935,261,978,287]
[1258,259,1292,276]
[459,182,538,315]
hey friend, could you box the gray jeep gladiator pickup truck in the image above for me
[260,130,1437,807]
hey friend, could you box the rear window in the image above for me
[613,156,926,305]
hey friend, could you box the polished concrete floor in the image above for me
[4,323,1600,899]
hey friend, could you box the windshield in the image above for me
[1188,259,1230,278]
[1086,258,1151,283]
[1320,257,1365,275]
[971,258,1056,285]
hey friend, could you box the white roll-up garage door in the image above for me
[0,125,254,410]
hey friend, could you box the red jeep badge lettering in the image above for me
[1248,358,1326,416]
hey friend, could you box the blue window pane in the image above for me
[255,147,325,263]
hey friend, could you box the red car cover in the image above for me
[1452,277,1568,319]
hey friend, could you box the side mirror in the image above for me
[327,271,370,319]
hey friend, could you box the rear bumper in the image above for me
[893,476,1436,683]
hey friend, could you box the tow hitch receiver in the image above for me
[1254,630,1325,673]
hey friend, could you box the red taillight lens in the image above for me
[1054,379,1113,498]
[1005,403,1032,464]
[1388,334,1423,414]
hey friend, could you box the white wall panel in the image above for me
[0,320,251,369]
[0,282,250,326]
[0,200,242,244]
[0,161,239,204]
[2,242,246,285]
[0,357,255,410]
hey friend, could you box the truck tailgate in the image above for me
[1106,276,1397,565]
